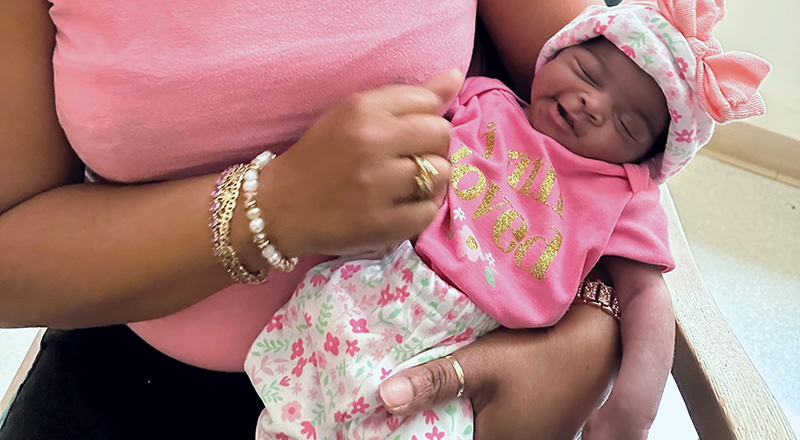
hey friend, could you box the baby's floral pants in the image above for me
[245,241,498,440]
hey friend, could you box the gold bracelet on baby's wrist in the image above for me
[210,164,268,284]
[574,279,621,321]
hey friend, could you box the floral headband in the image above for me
[535,0,771,183]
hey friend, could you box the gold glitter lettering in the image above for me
[449,145,473,165]
[492,209,528,253]
[466,236,478,250]
[536,166,557,205]
[519,158,545,197]
[452,164,486,201]
[507,151,530,189]
[535,165,563,217]
[515,158,563,217]
[514,226,563,280]
[483,122,497,159]
[473,181,510,221]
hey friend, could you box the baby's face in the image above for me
[528,38,669,164]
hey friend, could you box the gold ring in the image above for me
[444,354,465,398]
[410,155,439,199]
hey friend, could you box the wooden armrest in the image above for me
[660,185,796,439]
[0,328,45,417]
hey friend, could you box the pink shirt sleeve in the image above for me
[604,167,675,272]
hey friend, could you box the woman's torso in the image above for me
[49,0,477,370]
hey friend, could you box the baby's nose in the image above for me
[578,92,608,125]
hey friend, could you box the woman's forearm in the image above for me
[0,174,257,328]
[478,0,605,97]
[1,0,250,328]
[0,74,463,330]
[469,305,621,440]
[380,303,621,439]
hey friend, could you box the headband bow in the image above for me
[536,0,771,183]
[648,0,772,123]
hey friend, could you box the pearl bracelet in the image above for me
[242,151,299,272]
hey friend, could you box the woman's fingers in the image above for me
[378,319,619,439]
[379,338,496,416]
[390,154,451,203]
[392,113,452,157]
[364,69,463,117]
[421,68,464,112]
[263,70,462,256]
[470,310,620,440]
[373,199,438,244]
[379,355,470,415]
[379,307,620,440]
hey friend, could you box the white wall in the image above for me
[714,0,800,140]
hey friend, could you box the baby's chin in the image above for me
[529,113,566,146]
[526,102,563,142]
[528,111,587,158]
[526,106,548,136]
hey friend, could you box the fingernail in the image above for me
[380,377,414,409]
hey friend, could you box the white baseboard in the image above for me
[700,121,800,188]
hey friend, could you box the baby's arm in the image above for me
[583,256,675,440]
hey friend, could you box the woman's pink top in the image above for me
[48,0,477,371]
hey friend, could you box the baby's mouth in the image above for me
[557,103,575,131]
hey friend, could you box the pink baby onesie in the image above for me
[417,76,675,328]
[245,77,674,439]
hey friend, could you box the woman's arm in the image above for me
[381,303,621,439]
[470,307,620,439]
[0,0,262,327]
[0,0,461,328]
[478,0,604,98]
[0,5,239,326]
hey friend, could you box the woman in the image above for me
[0,0,621,438]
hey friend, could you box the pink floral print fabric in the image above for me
[245,241,498,439]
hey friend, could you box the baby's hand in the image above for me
[581,405,650,440]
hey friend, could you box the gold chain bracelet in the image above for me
[574,279,621,321]
[210,164,267,284]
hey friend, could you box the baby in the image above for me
[245,0,770,439]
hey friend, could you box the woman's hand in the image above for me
[379,304,621,440]
[257,70,463,257]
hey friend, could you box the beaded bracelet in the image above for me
[210,164,267,284]
[242,151,299,272]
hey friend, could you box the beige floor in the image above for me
[667,154,800,436]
